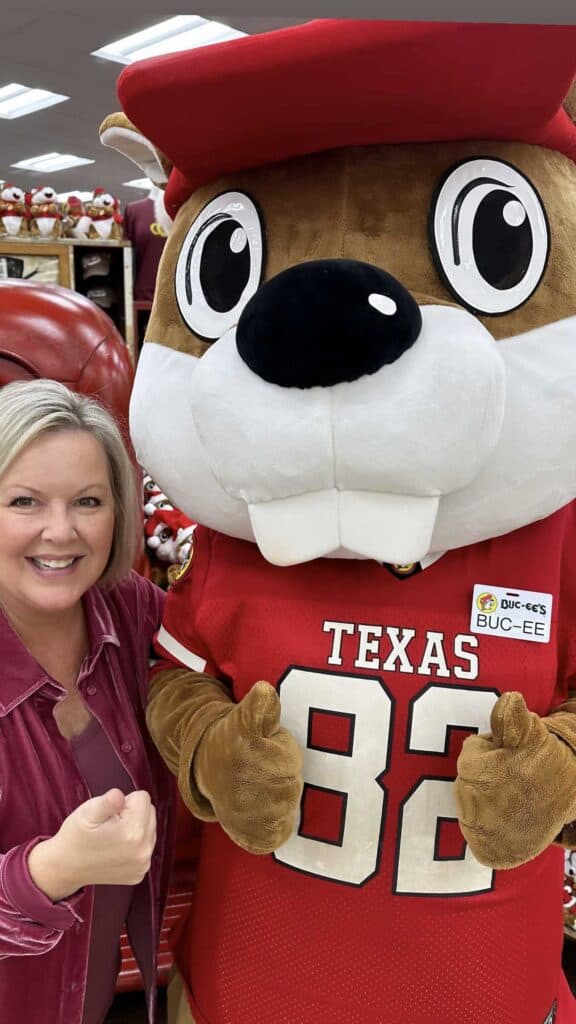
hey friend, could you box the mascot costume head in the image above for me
[103,20,576,1024]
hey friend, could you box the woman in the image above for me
[0,379,174,1024]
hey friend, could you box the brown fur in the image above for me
[28,204,63,239]
[146,140,576,353]
[99,112,173,184]
[147,671,302,854]
[86,217,122,242]
[456,693,576,868]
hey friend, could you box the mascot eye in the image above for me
[175,191,265,340]
[429,158,549,315]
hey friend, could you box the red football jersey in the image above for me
[155,504,576,1024]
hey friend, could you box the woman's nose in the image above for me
[41,505,78,541]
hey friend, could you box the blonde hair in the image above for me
[0,379,141,586]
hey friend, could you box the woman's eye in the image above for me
[175,191,265,341]
[77,496,101,508]
[10,496,36,508]
[429,157,549,315]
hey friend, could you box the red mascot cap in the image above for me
[117,19,576,219]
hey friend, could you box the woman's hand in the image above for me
[27,788,157,901]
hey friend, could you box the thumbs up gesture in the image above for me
[454,692,576,869]
[193,681,303,854]
[28,788,157,901]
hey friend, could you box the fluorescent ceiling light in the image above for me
[123,177,153,190]
[12,152,94,173]
[0,83,69,119]
[92,15,245,65]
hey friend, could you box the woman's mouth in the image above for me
[28,556,82,572]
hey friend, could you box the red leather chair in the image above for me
[0,279,133,431]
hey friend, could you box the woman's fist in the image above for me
[28,788,157,901]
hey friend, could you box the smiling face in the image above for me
[0,430,115,630]
[130,138,576,565]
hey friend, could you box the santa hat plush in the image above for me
[144,494,173,517]
[145,506,192,544]
[145,506,196,564]
[143,474,173,517]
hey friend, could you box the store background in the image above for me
[2,10,576,1022]
[0,14,306,210]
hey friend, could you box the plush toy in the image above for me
[145,503,195,562]
[26,185,63,238]
[143,488,173,517]
[145,506,186,563]
[0,183,28,237]
[143,475,195,586]
[171,521,195,573]
[143,472,165,507]
[102,20,576,1024]
[86,187,123,240]
[60,193,91,239]
[565,852,576,939]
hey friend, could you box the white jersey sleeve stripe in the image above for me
[156,624,207,672]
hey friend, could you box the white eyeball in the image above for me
[430,158,549,315]
[175,191,265,340]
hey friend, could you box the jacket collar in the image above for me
[0,585,120,717]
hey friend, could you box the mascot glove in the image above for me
[454,692,576,869]
[193,681,303,855]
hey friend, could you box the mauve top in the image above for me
[0,571,175,1024]
[70,715,137,1024]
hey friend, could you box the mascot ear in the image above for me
[99,112,172,188]
[564,81,576,124]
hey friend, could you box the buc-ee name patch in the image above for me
[470,583,553,644]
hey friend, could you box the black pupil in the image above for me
[199,220,250,312]
[473,190,533,290]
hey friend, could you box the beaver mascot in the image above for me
[102,20,576,1024]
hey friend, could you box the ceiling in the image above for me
[0,14,307,212]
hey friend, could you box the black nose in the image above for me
[236,259,421,388]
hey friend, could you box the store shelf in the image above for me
[0,237,135,363]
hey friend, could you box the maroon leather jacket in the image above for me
[0,572,175,1023]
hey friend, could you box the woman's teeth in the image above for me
[32,557,77,569]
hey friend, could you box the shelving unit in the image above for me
[0,237,135,363]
